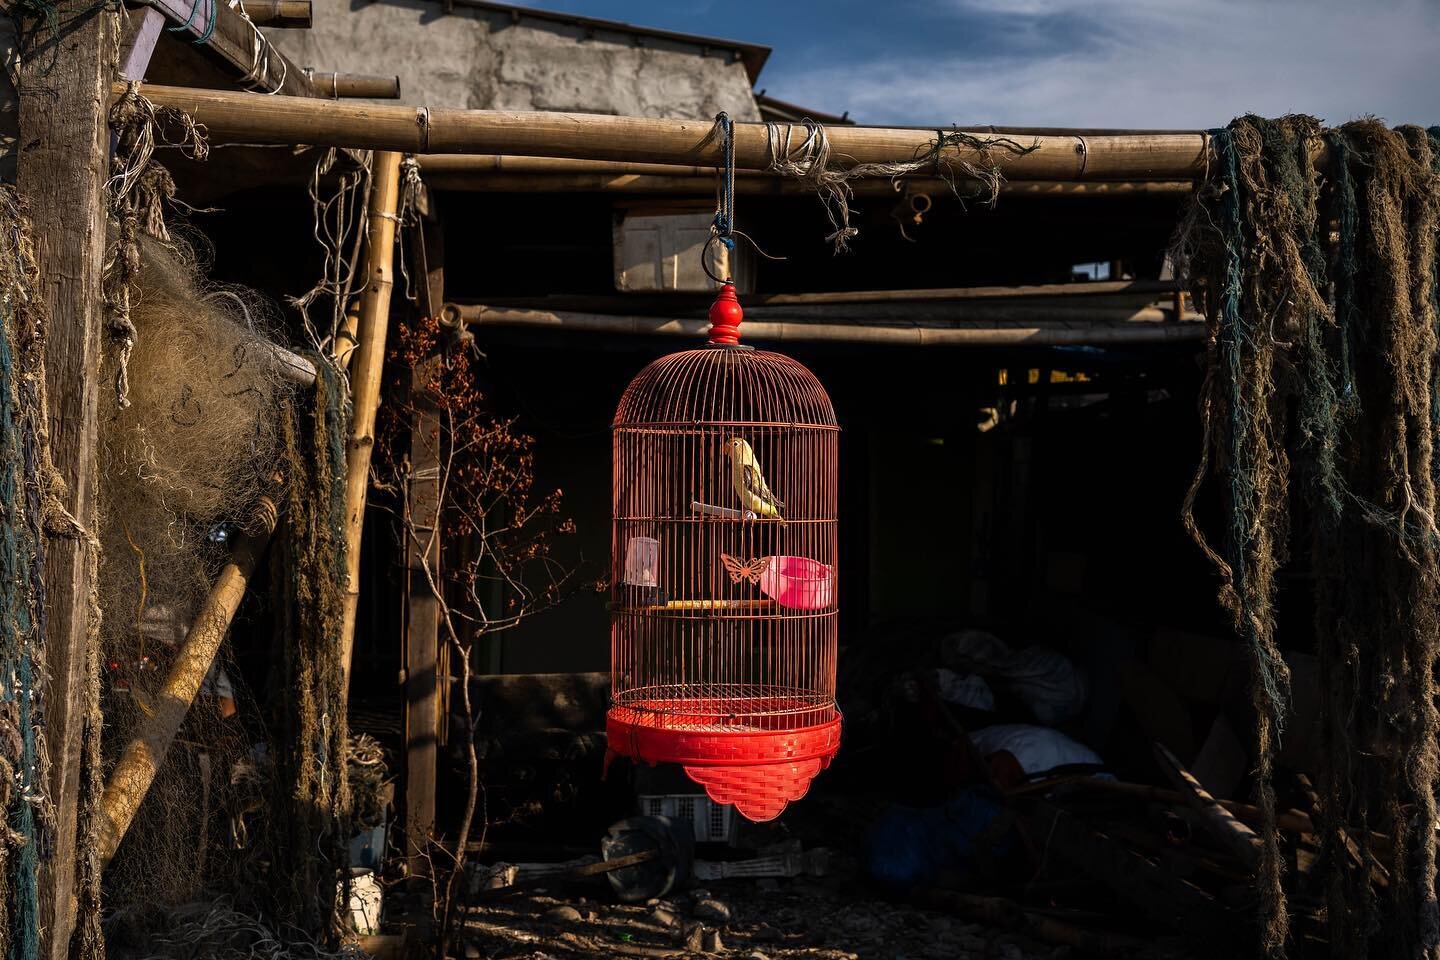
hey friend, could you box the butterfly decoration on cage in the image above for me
[719,552,771,585]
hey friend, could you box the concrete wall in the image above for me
[268,0,760,119]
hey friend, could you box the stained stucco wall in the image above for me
[267,0,760,120]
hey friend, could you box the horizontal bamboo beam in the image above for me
[97,497,279,866]
[121,82,1212,180]
[238,0,311,27]
[420,171,1196,198]
[478,280,1179,316]
[256,339,318,387]
[418,154,1196,196]
[307,71,403,100]
[442,302,1205,347]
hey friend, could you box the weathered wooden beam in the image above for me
[442,302,1205,347]
[138,0,317,96]
[402,188,444,872]
[338,151,403,690]
[19,2,119,954]
[96,499,278,865]
[117,82,1215,180]
[403,387,441,871]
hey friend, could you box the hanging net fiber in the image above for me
[1178,116,1440,958]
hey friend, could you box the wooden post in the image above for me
[96,499,279,865]
[403,386,441,871]
[338,150,402,690]
[19,3,118,956]
[403,197,445,870]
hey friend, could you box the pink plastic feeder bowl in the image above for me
[759,556,834,610]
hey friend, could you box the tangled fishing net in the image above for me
[0,184,62,960]
[98,231,292,907]
[1179,117,1440,958]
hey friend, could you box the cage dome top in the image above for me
[614,346,837,429]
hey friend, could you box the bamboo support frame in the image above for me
[420,171,1197,197]
[97,497,279,865]
[442,302,1205,347]
[417,155,1196,196]
[338,150,404,690]
[119,82,1214,181]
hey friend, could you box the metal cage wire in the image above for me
[607,331,841,821]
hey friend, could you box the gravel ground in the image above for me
[459,877,1066,960]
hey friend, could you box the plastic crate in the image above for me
[638,793,737,844]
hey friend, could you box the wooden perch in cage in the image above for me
[117,82,1217,181]
[96,497,279,866]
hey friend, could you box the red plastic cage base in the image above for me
[682,760,826,821]
[606,705,840,822]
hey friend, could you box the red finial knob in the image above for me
[708,282,743,345]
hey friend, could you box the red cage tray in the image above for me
[607,698,841,821]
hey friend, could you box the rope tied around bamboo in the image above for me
[1177,116,1440,959]
[758,118,1038,253]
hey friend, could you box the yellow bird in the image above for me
[721,437,785,523]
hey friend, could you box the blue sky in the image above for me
[527,0,1440,128]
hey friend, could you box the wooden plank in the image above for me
[403,390,441,869]
[140,0,316,96]
[402,196,445,871]
[18,2,119,956]
[118,82,1217,180]
[118,5,165,80]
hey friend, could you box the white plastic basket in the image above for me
[638,793,737,844]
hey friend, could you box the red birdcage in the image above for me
[607,283,840,821]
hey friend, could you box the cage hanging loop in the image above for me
[707,281,743,346]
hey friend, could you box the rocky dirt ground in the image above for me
[458,877,1066,960]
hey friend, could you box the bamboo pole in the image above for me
[416,155,1197,196]
[419,171,1197,197]
[307,72,403,100]
[1005,774,1317,834]
[338,150,404,690]
[97,497,279,865]
[120,82,1213,181]
[1153,742,1262,870]
[237,0,312,26]
[442,302,1205,347]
